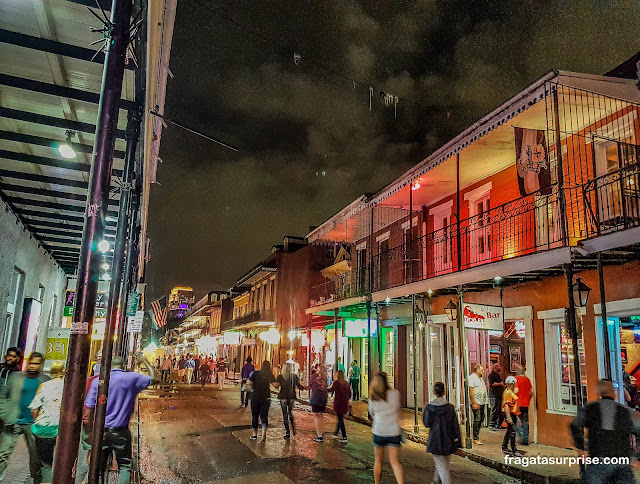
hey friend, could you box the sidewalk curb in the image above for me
[288,394,578,484]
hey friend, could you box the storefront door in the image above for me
[407,325,424,409]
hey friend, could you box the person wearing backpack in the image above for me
[423,381,462,484]
[277,363,304,439]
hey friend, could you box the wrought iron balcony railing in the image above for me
[583,146,640,237]
[220,309,275,332]
[309,268,368,307]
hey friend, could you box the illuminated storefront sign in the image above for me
[344,319,378,338]
[462,303,503,331]
[223,331,242,345]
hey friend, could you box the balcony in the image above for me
[221,309,275,332]
[309,268,368,307]
[583,148,640,238]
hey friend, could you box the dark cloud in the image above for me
[146,0,640,299]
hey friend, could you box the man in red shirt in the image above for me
[515,365,533,445]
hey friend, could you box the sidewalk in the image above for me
[292,392,583,484]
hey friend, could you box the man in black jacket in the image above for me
[570,379,640,483]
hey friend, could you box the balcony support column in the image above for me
[456,153,462,271]
[411,293,419,433]
[457,287,472,449]
[334,308,339,380]
[552,88,569,244]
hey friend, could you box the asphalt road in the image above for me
[138,383,518,483]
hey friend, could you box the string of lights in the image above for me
[188,0,477,123]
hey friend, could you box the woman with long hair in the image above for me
[307,364,328,442]
[368,372,404,484]
[249,360,280,442]
[328,369,351,443]
[277,363,304,439]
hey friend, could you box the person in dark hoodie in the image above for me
[423,382,461,484]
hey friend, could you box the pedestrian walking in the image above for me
[0,347,21,387]
[199,361,211,390]
[28,361,65,484]
[185,354,195,384]
[193,355,201,383]
[488,363,505,429]
[177,356,186,383]
[308,365,328,442]
[501,376,521,456]
[0,352,50,484]
[91,353,102,377]
[423,382,462,484]
[249,361,280,442]
[514,365,532,445]
[277,363,304,439]
[216,357,227,391]
[241,357,255,407]
[571,379,640,483]
[160,357,173,383]
[328,369,351,444]
[468,364,488,445]
[84,355,156,483]
[349,360,361,401]
[368,371,404,484]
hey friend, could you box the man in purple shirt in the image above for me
[85,355,156,483]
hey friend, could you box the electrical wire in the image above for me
[188,0,477,122]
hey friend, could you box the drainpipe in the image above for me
[597,253,612,381]
[564,263,585,408]
[52,1,133,482]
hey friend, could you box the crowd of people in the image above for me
[157,354,233,389]
[0,346,156,484]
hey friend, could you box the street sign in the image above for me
[462,303,504,330]
[46,337,69,360]
[126,291,140,316]
[128,310,144,333]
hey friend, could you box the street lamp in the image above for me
[98,240,110,253]
[288,329,296,341]
[573,277,591,308]
[445,298,457,321]
[58,130,76,158]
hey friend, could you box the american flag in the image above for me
[150,296,168,328]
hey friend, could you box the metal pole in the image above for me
[457,288,472,449]
[412,293,419,433]
[334,308,339,380]
[552,88,569,244]
[597,253,612,380]
[564,263,585,407]
[53,1,132,482]
[115,183,140,357]
[88,108,140,484]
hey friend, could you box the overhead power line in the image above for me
[188,0,477,122]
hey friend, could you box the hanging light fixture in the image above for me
[445,298,457,321]
[572,276,591,308]
[98,240,110,253]
[58,130,76,159]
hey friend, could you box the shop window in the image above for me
[269,279,275,309]
[544,315,587,414]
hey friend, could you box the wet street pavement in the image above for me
[138,383,517,483]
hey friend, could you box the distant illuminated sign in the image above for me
[223,331,242,345]
[344,319,378,338]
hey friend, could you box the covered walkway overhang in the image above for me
[0,0,176,274]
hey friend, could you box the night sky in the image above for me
[146,0,640,300]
